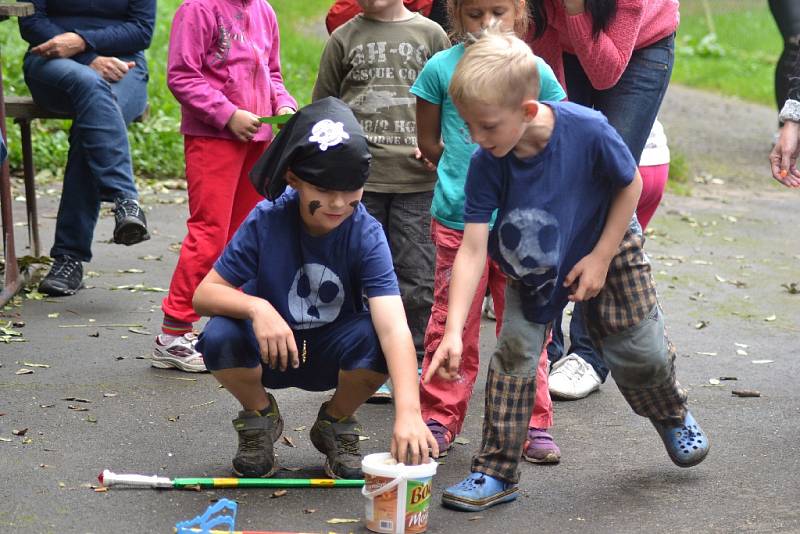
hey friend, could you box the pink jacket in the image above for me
[167,0,297,142]
[527,0,679,90]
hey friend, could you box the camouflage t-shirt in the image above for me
[312,13,450,193]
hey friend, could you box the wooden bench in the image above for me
[4,95,149,257]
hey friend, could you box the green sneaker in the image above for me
[309,402,363,479]
[231,393,284,477]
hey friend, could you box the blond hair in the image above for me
[449,29,540,109]
[447,0,529,42]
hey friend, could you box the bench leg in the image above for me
[18,119,40,257]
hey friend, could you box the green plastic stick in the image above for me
[172,477,364,489]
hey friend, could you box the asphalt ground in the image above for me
[1,85,799,533]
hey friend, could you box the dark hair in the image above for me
[529,0,617,41]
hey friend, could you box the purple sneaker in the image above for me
[522,427,561,464]
[426,420,452,458]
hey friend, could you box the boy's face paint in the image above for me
[455,99,529,158]
[286,173,364,236]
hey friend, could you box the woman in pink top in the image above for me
[526,0,678,400]
[153,0,297,372]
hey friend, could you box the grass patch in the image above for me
[673,0,781,107]
[0,0,331,180]
[666,149,692,196]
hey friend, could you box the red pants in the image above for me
[637,163,669,230]
[419,220,553,436]
[162,136,267,324]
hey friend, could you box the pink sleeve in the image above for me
[167,3,237,131]
[265,9,297,113]
[527,25,567,89]
[563,1,645,90]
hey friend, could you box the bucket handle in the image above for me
[361,474,406,499]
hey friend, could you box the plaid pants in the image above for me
[473,229,688,484]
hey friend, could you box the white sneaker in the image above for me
[548,353,601,400]
[482,295,496,320]
[152,332,207,373]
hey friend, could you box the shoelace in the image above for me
[239,429,267,452]
[116,199,141,218]
[336,433,360,456]
[559,356,587,377]
[51,257,79,277]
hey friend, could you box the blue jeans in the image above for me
[548,34,675,380]
[23,52,149,262]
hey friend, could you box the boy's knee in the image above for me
[197,316,254,370]
[490,335,539,377]
[602,305,672,387]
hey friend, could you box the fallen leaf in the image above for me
[453,436,470,445]
[103,393,118,398]
[326,518,360,524]
[751,360,774,364]
[117,268,145,274]
[782,282,799,294]
[271,489,288,498]
[89,332,100,338]
[734,343,749,348]
[719,376,738,381]
[15,368,34,375]
[22,438,33,444]
[39,404,55,408]
[68,405,89,411]
[714,275,726,282]
[0,437,12,443]
[736,349,748,356]
[139,255,163,261]
[469,516,483,521]
[732,390,761,398]
[94,486,109,493]
[764,315,777,322]
[62,397,91,403]
[708,378,720,385]
[358,435,370,441]
[22,362,50,368]
[282,436,296,448]
[47,312,59,319]
[303,508,316,514]
[282,466,302,472]
[189,400,216,409]
[39,464,52,469]
[12,428,28,436]
[695,352,718,356]
[167,416,180,422]
[127,327,152,335]
[293,425,307,432]
[86,415,97,423]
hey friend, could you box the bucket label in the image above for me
[405,478,432,533]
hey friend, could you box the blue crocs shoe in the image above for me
[441,472,518,512]
[651,410,709,468]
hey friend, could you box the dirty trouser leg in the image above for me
[471,282,549,484]
[584,228,688,424]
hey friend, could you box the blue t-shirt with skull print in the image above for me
[214,190,400,330]
[463,101,637,324]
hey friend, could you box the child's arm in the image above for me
[368,295,438,464]
[423,222,490,383]
[311,35,346,100]
[416,97,444,166]
[563,169,643,302]
[193,269,300,371]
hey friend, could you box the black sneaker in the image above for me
[113,198,150,246]
[38,255,83,296]
[309,402,363,479]
[231,393,284,477]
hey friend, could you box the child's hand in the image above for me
[423,333,462,383]
[250,301,299,371]
[227,109,262,142]
[391,412,439,464]
[770,121,800,187]
[275,106,295,130]
[563,251,611,302]
[414,147,436,172]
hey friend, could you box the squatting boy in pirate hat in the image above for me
[193,97,438,479]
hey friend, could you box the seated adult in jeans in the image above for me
[19,0,154,296]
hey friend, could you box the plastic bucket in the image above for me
[362,452,438,534]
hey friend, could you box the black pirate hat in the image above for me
[249,97,371,201]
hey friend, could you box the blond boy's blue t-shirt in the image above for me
[410,43,567,230]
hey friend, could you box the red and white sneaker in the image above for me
[152,332,207,373]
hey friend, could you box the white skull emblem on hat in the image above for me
[308,119,350,151]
